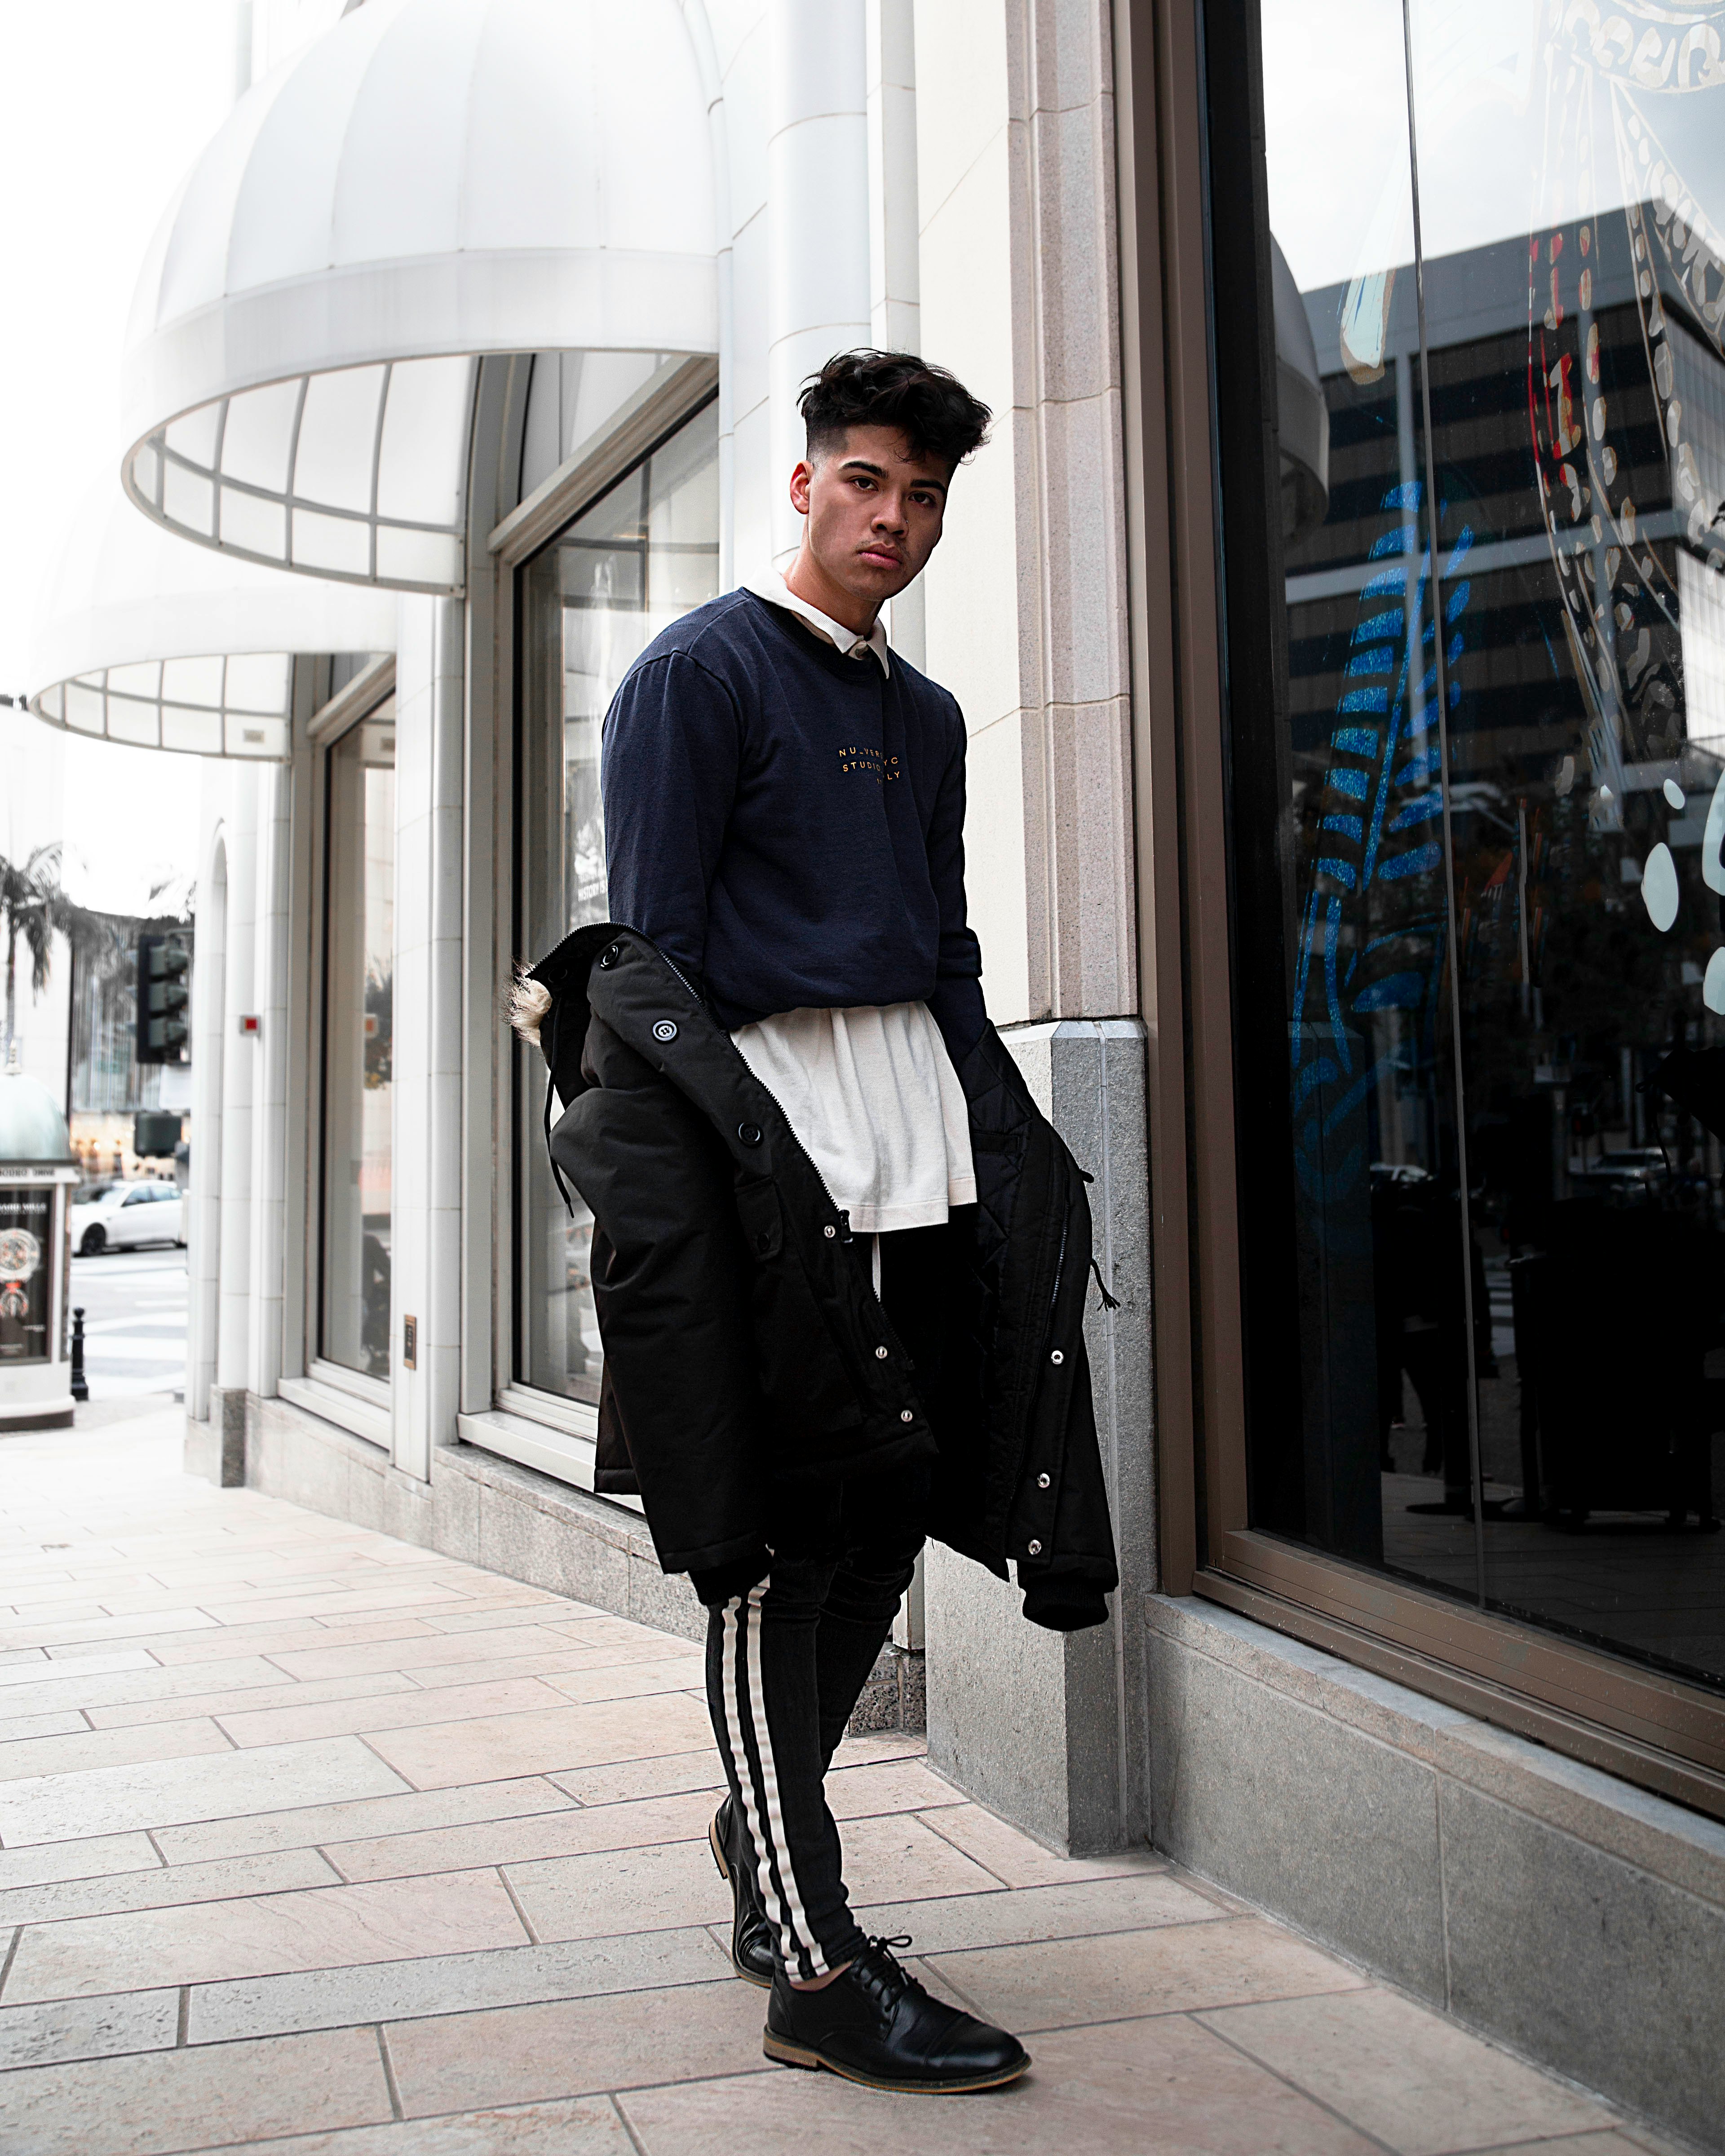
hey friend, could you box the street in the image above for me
[67,1249,187,1404]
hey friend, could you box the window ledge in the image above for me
[278,1374,390,1450]
[456,1403,644,1515]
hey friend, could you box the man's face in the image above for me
[789,425,949,621]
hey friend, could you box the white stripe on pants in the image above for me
[718,1582,828,1978]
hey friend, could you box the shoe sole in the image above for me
[762,2030,1031,2094]
[709,1813,772,1991]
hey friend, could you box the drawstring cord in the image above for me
[1089,1257,1120,1311]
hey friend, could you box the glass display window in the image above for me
[1208,0,1725,1716]
[318,697,396,1380]
[515,397,720,1404]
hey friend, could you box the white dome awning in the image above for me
[120,0,719,596]
[28,479,397,760]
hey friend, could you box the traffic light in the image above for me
[136,934,192,1065]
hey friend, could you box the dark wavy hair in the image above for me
[798,349,992,474]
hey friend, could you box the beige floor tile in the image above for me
[329,1788,721,1883]
[0,1986,179,2070]
[931,1915,1367,2033]
[363,1690,714,1790]
[386,1979,770,2114]
[244,2095,639,2155]
[215,1674,575,1749]
[618,2011,1382,2154]
[192,1580,509,1627]
[0,1844,338,1928]
[0,1654,293,1723]
[0,2023,392,2156]
[823,1758,967,1819]
[90,1670,423,1732]
[0,1831,161,1893]
[420,1601,598,1635]
[1472,2142,1658,2156]
[538,1661,707,1705]
[5,1865,529,2001]
[0,1716,233,1785]
[0,1648,155,1697]
[0,1706,88,1743]
[189,1927,732,2045]
[406,1643,695,1692]
[550,1750,727,1809]
[849,1872,1228,1957]
[142,1617,442,1666]
[829,1732,930,1767]
[0,1606,217,1652]
[0,1734,408,1847]
[836,1811,1006,1904]
[506,1834,726,1941]
[152,1775,575,1867]
[266,1624,592,1682]
[1198,1988,1615,2155]
[920,1803,1165,1889]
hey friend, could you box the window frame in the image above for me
[471,354,720,1483]
[1119,0,1725,1818]
[301,658,399,1424]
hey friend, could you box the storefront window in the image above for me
[516,399,720,1403]
[319,698,395,1379]
[1214,2,1725,1697]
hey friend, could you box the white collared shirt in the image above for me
[743,570,890,677]
[733,572,974,1235]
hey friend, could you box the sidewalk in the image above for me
[0,1407,1682,2156]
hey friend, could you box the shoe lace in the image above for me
[854,1934,917,2006]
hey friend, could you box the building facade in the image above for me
[27,1,1725,2145]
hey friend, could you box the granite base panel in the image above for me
[196,1392,707,1644]
[1147,1592,1725,2154]
[847,1642,927,1737]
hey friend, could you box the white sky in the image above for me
[0,2,237,914]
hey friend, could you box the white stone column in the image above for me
[186,819,227,1428]
[216,769,256,1398]
[767,0,871,564]
[247,762,291,1401]
[391,592,465,1481]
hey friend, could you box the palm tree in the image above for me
[0,844,70,1058]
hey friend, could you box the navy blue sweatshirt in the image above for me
[601,589,986,1051]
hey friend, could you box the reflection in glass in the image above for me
[1234,2,1725,1693]
[518,402,721,1403]
[320,702,395,1379]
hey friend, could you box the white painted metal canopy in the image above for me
[29,480,397,761]
[120,0,719,596]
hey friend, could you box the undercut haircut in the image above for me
[798,349,992,475]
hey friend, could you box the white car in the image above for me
[71,1180,186,1256]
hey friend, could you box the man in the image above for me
[519,350,1117,2094]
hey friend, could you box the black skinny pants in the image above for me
[701,1225,947,1980]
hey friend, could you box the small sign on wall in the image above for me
[402,1314,417,1370]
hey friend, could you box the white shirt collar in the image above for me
[743,571,890,678]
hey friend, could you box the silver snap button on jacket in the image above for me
[1050,1349,1064,1365]
[652,1019,677,1042]
[1027,1539,1043,1555]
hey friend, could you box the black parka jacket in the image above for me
[526,923,1119,1632]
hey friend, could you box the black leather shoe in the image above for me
[709,1796,776,1988]
[763,1934,1030,2093]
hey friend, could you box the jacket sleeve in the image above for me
[601,651,743,996]
[924,700,987,1061]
